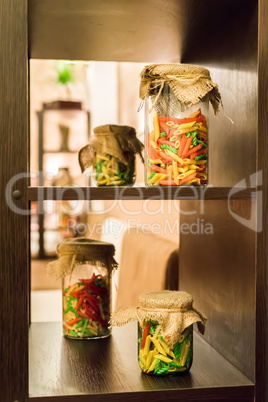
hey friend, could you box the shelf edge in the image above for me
[27,186,257,201]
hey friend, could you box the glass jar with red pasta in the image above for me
[48,238,118,340]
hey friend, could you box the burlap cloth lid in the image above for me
[111,290,207,346]
[47,238,118,279]
[79,124,144,173]
[139,63,222,114]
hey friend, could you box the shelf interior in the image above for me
[29,321,254,400]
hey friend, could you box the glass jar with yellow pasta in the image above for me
[139,64,222,186]
[78,124,144,186]
[111,290,207,377]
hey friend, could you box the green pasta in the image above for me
[174,341,183,359]
[81,319,89,335]
[154,359,165,373]
[169,361,182,368]
[155,365,170,375]
[194,153,207,161]
[160,144,178,154]
[64,306,80,318]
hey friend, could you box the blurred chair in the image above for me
[115,228,179,308]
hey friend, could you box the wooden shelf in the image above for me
[27,186,257,201]
[29,322,254,402]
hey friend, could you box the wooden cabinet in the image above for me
[1,0,267,401]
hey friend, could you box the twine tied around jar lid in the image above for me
[47,238,118,279]
[111,290,207,346]
[78,124,144,173]
[139,63,222,115]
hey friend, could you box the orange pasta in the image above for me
[179,173,197,186]
[185,143,202,157]
[177,134,187,157]
[181,135,193,157]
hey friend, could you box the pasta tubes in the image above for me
[94,152,135,186]
[138,321,193,376]
[146,108,208,186]
[62,273,110,339]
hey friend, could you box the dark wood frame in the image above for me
[0,0,267,401]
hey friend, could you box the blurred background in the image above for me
[30,60,179,322]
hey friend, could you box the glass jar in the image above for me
[145,84,208,186]
[79,124,144,187]
[138,322,193,375]
[111,290,207,377]
[51,238,118,340]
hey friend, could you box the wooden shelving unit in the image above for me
[1,0,267,401]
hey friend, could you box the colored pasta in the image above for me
[62,272,110,339]
[138,321,193,375]
[94,153,135,186]
[146,108,208,186]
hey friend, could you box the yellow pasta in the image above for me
[148,173,162,185]
[144,335,151,357]
[164,149,184,164]
[196,123,207,132]
[147,358,157,373]
[151,337,167,356]
[175,126,198,135]
[144,350,154,371]
[154,354,173,363]
[178,165,189,173]
[159,338,171,355]
[107,180,124,185]
[175,140,180,148]
[172,160,179,185]
[184,178,201,185]
[177,121,196,130]
[168,349,176,359]
[153,112,160,140]
[177,169,196,180]
[180,341,190,367]
[167,165,173,175]
[189,164,199,170]
[97,178,108,185]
